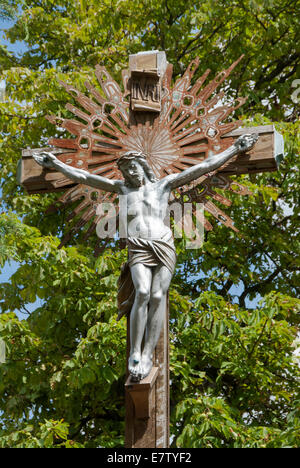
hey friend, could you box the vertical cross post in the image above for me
[124,51,170,448]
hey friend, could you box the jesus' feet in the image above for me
[128,352,142,381]
[140,353,153,380]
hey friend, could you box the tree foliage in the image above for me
[0,0,299,448]
[0,0,16,20]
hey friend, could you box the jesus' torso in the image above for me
[120,179,172,239]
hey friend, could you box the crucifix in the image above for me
[18,50,284,448]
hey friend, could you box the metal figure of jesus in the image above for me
[33,133,258,381]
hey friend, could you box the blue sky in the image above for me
[0,15,27,92]
[0,13,27,53]
[0,258,18,283]
[0,250,43,318]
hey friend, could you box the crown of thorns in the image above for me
[117,151,147,169]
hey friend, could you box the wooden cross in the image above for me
[18,50,284,448]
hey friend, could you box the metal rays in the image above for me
[46,57,250,248]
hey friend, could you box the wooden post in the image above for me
[125,299,170,448]
[124,51,171,449]
[154,297,170,448]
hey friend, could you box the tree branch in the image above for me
[255,52,299,90]
[239,267,280,308]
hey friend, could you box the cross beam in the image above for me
[18,124,283,194]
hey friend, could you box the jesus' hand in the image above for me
[33,151,57,169]
[234,133,258,153]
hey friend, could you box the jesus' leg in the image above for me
[128,263,152,380]
[140,264,172,379]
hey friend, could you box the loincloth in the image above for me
[117,232,176,320]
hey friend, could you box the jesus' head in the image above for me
[117,151,158,187]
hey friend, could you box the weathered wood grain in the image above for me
[19,125,280,193]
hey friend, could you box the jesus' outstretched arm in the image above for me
[33,152,123,194]
[165,133,258,190]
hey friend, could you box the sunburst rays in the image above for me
[47,57,250,248]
